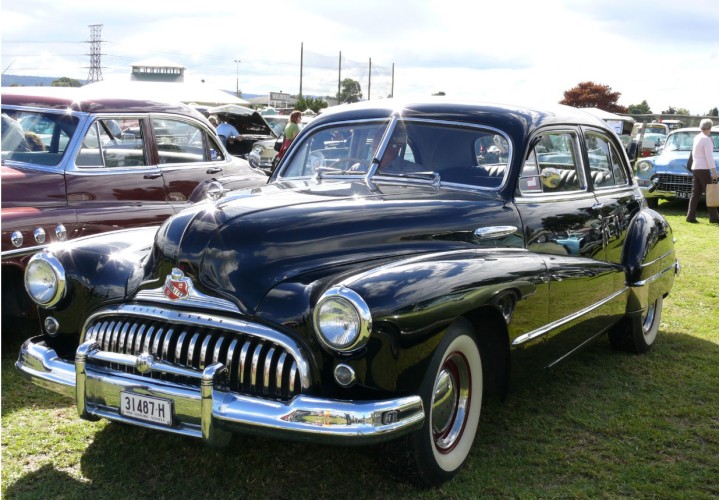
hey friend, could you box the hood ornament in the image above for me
[163,268,192,301]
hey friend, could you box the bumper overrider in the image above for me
[16,337,424,446]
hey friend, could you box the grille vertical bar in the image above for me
[84,315,301,401]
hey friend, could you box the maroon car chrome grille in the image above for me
[84,316,301,402]
[655,173,692,195]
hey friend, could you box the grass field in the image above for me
[2,199,718,499]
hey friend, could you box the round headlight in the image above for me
[637,161,652,173]
[313,287,371,352]
[24,252,66,307]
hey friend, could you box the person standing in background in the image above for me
[276,111,303,161]
[686,119,718,223]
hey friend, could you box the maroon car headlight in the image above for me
[24,251,66,308]
[313,286,372,352]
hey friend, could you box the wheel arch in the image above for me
[462,305,510,398]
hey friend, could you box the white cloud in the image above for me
[2,0,718,114]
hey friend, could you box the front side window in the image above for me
[76,118,147,168]
[1,108,78,167]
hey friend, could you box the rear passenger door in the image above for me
[69,116,172,238]
[150,116,228,205]
[582,128,642,273]
[515,128,616,353]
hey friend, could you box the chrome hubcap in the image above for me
[431,352,471,452]
[643,301,657,336]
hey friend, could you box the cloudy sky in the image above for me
[2,0,718,114]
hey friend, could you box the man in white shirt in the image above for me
[210,115,242,145]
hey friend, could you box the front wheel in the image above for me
[609,296,663,354]
[404,322,484,486]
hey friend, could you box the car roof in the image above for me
[308,98,610,137]
[2,86,203,118]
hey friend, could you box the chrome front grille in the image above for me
[655,173,692,195]
[83,307,305,402]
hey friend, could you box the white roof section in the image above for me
[582,107,635,123]
[83,79,250,106]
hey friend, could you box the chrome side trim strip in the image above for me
[632,260,680,287]
[512,287,627,346]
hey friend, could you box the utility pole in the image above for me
[234,59,241,97]
[86,24,104,83]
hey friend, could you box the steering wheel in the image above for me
[328,157,369,172]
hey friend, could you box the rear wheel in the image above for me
[609,296,663,354]
[403,322,483,486]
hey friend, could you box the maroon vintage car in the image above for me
[1,86,267,318]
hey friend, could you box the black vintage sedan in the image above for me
[16,99,678,486]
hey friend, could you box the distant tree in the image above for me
[559,81,627,113]
[628,100,652,114]
[661,106,677,114]
[708,107,719,117]
[339,78,362,104]
[675,108,690,115]
[432,91,446,96]
[295,95,328,114]
[51,77,81,87]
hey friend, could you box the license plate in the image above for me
[120,391,173,426]
[676,191,690,199]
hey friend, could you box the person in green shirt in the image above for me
[277,110,303,161]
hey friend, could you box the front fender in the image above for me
[32,227,158,336]
[343,249,544,336]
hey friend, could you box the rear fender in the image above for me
[622,208,677,312]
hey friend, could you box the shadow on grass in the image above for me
[5,328,719,498]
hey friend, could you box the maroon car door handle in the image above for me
[143,172,162,179]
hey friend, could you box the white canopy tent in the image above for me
[82,79,250,106]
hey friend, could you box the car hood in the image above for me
[653,149,719,171]
[148,180,514,314]
[207,104,277,139]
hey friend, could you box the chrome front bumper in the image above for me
[16,337,425,446]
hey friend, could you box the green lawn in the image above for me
[2,199,718,499]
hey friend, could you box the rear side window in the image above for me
[584,132,629,188]
[153,118,223,164]
[518,132,584,195]
[76,119,147,168]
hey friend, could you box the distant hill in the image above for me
[1,75,265,100]
[1,75,87,87]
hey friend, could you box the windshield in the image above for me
[277,119,512,188]
[2,109,79,167]
[664,131,719,152]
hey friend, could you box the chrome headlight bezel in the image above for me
[636,160,654,173]
[24,251,66,308]
[313,286,372,353]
